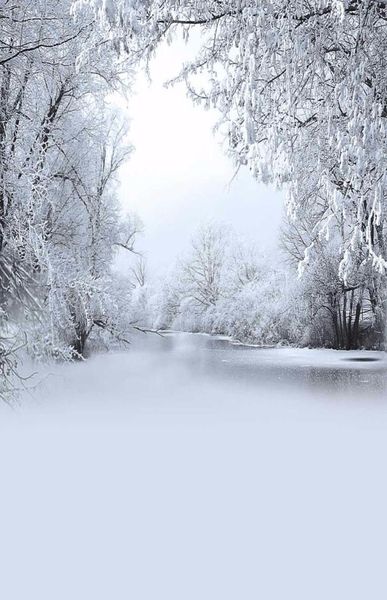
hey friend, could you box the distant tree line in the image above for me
[130,221,385,350]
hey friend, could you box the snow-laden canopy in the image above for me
[77,0,387,278]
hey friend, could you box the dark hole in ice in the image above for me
[344,357,380,363]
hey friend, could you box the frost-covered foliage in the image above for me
[80,0,387,344]
[0,332,21,402]
[133,221,385,350]
[81,0,387,267]
[282,202,387,349]
[0,0,139,363]
[132,224,292,345]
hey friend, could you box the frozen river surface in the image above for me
[1,333,387,600]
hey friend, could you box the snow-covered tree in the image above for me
[81,1,387,261]
[282,205,387,349]
[146,223,290,344]
[180,223,231,311]
[0,0,138,361]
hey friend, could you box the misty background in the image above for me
[115,40,284,273]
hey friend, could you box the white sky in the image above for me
[116,39,284,273]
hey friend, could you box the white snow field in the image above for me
[1,333,387,600]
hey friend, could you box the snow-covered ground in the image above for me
[1,333,387,600]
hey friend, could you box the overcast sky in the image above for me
[116,40,285,274]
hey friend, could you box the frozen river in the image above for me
[1,333,387,600]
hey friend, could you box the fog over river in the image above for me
[1,333,387,600]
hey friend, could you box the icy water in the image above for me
[1,333,387,600]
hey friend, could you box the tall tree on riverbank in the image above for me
[0,0,138,362]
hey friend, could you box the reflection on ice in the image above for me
[128,332,387,400]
